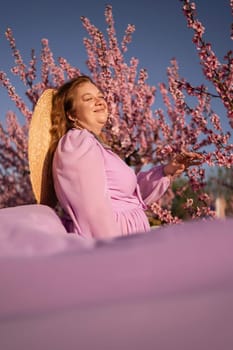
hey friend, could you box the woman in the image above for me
[38,75,202,239]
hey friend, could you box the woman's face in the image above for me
[71,81,108,135]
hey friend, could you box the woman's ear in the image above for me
[67,114,83,130]
[67,114,76,122]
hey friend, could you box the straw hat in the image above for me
[28,88,57,207]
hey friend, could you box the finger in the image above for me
[185,160,203,167]
[177,154,203,165]
[180,150,203,158]
[183,152,203,160]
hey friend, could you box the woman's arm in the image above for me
[137,151,203,206]
[137,165,171,206]
[53,129,120,239]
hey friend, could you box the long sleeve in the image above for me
[53,129,121,239]
[137,165,171,206]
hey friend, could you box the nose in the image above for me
[95,96,104,105]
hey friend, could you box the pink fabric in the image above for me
[137,164,170,205]
[53,129,170,238]
[0,218,233,349]
[0,204,94,257]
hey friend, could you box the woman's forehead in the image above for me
[76,82,101,95]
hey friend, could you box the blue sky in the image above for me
[0,0,232,137]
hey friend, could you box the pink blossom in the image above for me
[0,3,232,222]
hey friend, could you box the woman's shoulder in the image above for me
[54,129,104,165]
[58,129,96,153]
[53,129,106,169]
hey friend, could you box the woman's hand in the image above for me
[163,151,203,178]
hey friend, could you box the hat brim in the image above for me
[28,89,57,207]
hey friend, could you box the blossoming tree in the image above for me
[0,0,232,223]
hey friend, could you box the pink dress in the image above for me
[53,129,170,239]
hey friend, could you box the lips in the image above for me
[94,108,106,113]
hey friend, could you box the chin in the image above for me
[98,117,108,125]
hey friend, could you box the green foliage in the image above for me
[205,167,233,217]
